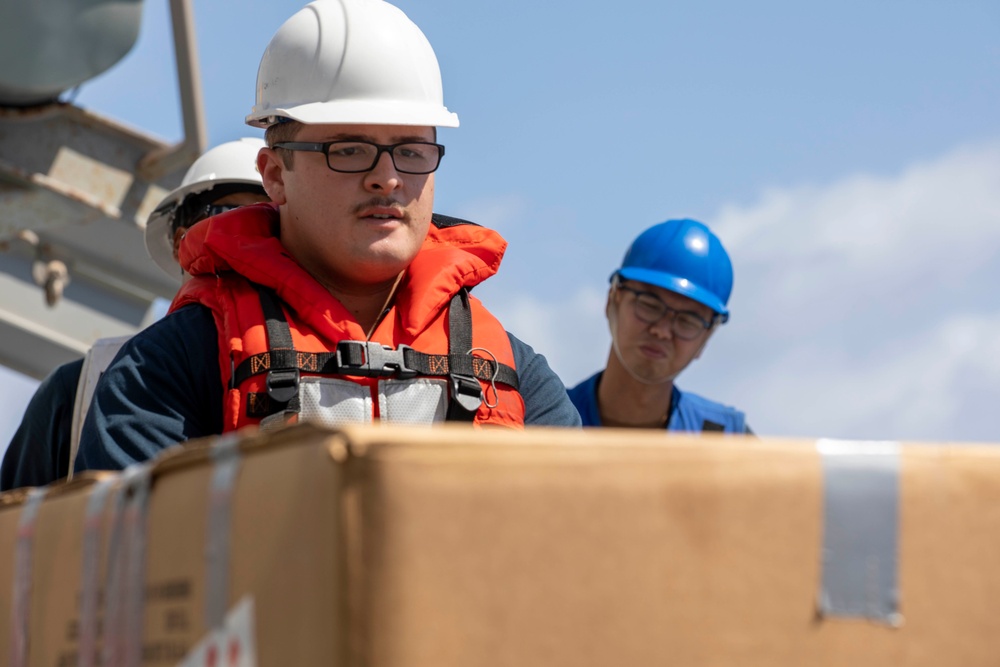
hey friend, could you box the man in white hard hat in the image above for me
[568,219,750,433]
[1,139,270,490]
[76,0,580,471]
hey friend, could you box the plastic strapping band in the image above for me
[9,488,46,667]
[206,434,242,630]
[122,466,152,667]
[78,477,117,667]
[101,464,152,667]
[100,481,129,667]
[817,439,902,625]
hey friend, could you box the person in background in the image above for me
[567,219,751,433]
[0,138,270,490]
[76,0,580,472]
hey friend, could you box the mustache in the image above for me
[352,197,404,215]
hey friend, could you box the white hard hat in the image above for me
[246,0,459,129]
[144,137,266,282]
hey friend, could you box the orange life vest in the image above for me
[170,203,524,430]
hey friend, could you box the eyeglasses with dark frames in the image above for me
[272,140,445,174]
[615,283,715,340]
[192,203,241,224]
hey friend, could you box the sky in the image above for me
[0,0,998,452]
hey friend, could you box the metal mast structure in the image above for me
[0,0,206,380]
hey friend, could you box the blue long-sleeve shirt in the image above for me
[0,359,83,490]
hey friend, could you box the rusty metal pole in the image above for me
[136,0,208,182]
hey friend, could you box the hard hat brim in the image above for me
[246,99,460,129]
[616,267,730,320]
[144,203,186,285]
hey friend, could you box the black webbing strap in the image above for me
[445,288,482,421]
[233,345,519,390]
[259,286,292,349]
[255,287,301,415]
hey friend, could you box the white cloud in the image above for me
[488,285,609,389]
[488,140,1000,442]
[714,143,1000,326]
[692,140,1000,441]
[705,312,1000,441]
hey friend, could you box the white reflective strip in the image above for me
[378,378,448,424]
[817,439,902,626]
[298,377,372,426]
[206,435,242,630]
[9,488,46,667]
[283,377,452,426]
[77,477,117,667]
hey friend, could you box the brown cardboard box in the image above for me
[5,424,1000,666]
[0,487,31,662]
[140,426,345,666]
[0,473,116,667]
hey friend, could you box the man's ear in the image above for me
[257,148,288,205]
[693,327,716,361]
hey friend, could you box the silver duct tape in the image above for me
[206,434,243,630]
[9,488,47,667]
[817,439,902,626]
[78,477,117,667]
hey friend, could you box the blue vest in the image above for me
[567,372,747,433]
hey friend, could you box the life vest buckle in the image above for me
[266,368,300,404]
[336,340,419,379]
[448,373,483,419]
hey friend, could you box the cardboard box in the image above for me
[0,473,117,667]
[140,426,345,666]
[4,424,1000,666]
[0,487,31,663]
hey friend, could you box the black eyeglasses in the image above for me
[616,284,715,340]
[273,140,445,174]
[179,203,242,229]
[196,203,240,221]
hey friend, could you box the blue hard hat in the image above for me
[612,219,733,322]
